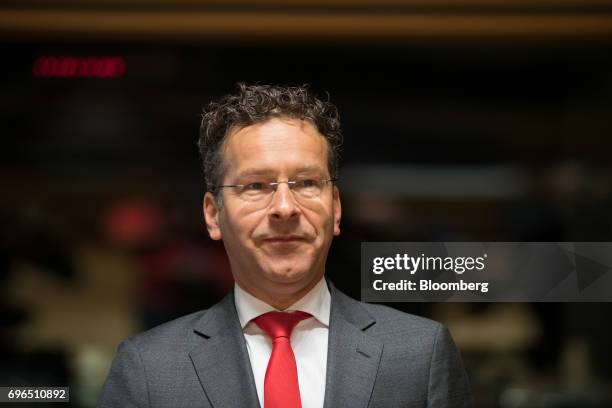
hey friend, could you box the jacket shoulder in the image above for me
[331,285,442,336]
[362,302,441,331]
[125,309,208,352]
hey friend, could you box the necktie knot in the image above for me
[253,311,311,340]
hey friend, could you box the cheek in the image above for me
[222,206,267,241]
[301,203,334,234]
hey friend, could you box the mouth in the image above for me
[263,235,306,243]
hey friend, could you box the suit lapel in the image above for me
[323,283,383,408]
[189,293,260,408]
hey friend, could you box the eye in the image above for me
[300,179,318,188]
[243,182,265,191]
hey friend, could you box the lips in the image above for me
[263,235,306,243]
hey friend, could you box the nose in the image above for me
[268,182,300,220]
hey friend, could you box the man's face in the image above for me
[203,117,341,303]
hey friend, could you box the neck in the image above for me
[236,275,323,310]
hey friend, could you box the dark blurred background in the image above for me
[2,0,612,406]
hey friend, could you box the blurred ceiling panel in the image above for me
[2,1,612,44]
[4,0,612,7]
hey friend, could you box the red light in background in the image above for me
[104,199,165,245]
[33,56,126,78]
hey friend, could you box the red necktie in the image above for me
[253,311,312,408]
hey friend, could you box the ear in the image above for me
[203,192,222,240]
[332,185,341,236]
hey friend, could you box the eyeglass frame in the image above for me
[213,177,338,202]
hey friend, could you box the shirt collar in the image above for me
[234,277,330,329]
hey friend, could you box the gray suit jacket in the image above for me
[97,281,471,408]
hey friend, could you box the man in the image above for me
[98,84,472,407]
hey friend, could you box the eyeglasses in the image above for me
[215,178,337,202]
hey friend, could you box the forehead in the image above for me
[222,117,329,177]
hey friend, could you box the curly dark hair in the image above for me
[198,83,342,196]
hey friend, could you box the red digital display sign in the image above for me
[33,56,126,78]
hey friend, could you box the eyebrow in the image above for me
[235,168,274,178]
[235,165,326,178]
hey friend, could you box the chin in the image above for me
[263,262,311,284]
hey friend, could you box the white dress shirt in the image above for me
[234,278,330,408]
